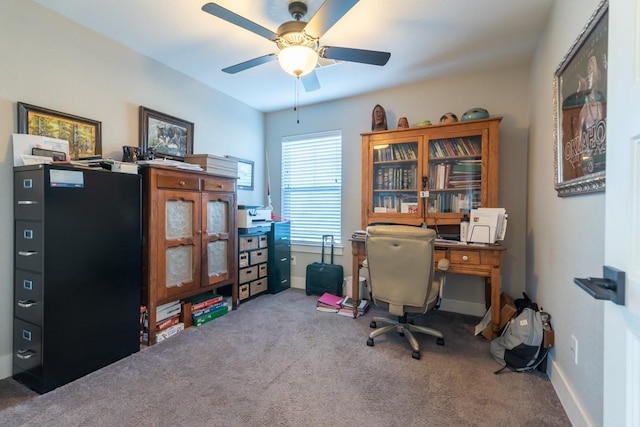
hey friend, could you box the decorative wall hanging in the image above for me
[17,102,102,160]
[553,0,608,196]
[139,106,194,161]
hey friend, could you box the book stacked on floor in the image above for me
[315,292,343,313]
[156,300,183,343]
[337,296,370,318]
[185,292,229,326]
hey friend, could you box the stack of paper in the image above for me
[466,208,508,244]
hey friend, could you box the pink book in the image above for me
[316,292,343,309]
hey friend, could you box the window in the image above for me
[282,130,342,246]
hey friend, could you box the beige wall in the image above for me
[1,1,608,424]
[0,1,265,378]
[266,64,531,317]
[529,0,604,425]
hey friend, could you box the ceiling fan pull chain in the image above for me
[294,77,300,124]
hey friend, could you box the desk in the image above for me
[350,239,507,339]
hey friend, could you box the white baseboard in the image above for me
[0,353,13,380]
[438,298,486,317]
[548,357,595,427]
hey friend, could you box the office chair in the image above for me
[365,225,449,360]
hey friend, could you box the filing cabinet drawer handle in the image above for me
[17,200,38,205]
[16,349,36,360]
[18,251,38,257]
[17,300,37,308]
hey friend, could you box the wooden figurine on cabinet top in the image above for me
[397,117,409,129]
[371,104,388,131]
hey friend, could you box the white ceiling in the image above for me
[33,0,554,113]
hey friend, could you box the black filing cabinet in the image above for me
[13,164,142,393]
[268,221,291,294]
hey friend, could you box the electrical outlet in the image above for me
[290,255,296,265]
[570,335,578,364]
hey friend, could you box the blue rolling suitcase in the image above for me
[305,235,344,296]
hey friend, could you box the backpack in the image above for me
[490,293,553,374]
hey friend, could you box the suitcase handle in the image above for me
[321,235,335,264]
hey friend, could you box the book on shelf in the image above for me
[185,291,224,311]
[156,314,180,332]
[192,301,227,318]
[140,305,148,344]
[156,300,181,323]
[156,322,184,343]
[193,305,228,326]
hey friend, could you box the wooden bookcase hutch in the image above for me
[361,117,502,231]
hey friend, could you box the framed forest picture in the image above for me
[17,102,102,161]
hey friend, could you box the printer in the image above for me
[237,205,272,228]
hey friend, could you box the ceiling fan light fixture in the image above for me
[277,45,318,77]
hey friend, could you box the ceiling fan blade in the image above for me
[222,54,277,74]
[303,0,359,39]
[202,3,278,41]
[320,46,390,66]
[301,71,321,92]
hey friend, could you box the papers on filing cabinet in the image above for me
[466,208,507,244]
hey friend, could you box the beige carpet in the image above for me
[0,289,570,426]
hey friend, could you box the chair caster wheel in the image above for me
[370,321,377,329]
[412,351,421,360]
[436,337,445,346]
[367,338,374,346]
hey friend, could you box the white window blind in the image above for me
[282,130,342,246]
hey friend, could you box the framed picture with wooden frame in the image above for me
[553,0,608,196]
[17,102,102,161]
[227,156,254,190]
[139,106,194,161]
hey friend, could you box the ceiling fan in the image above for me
[201,0,391,92]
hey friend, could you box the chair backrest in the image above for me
[365,225,436,316]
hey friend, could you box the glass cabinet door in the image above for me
[158,190,200,299]
[426,131,485,214]
[370,140,420,216]
[201,192,233,287]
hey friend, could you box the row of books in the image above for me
[140,292,230,344]
[428,162,481,190]
[316,292,370,318]
[374,142,417,162]
[186,292,229,327]
[429,137,481,158]
[140,299,183,344]
[375,164,418,190]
